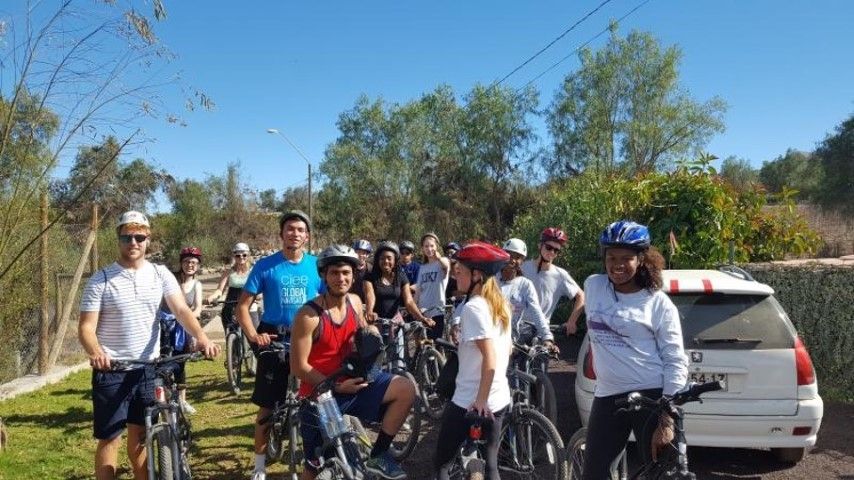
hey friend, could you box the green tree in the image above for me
[547,28,726,175]
[758,149,822,200]
[719,156,759,192]
[814,114,854,213]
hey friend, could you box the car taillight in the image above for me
[583,350,596,380]
[792,426,812,436]
[155,385,167,403]
[469,424,482,440]
[794,337,815,386]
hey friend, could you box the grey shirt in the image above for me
[416,260,449,313]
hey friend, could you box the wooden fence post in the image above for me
[90,204,98,273]
[39,191,49,375]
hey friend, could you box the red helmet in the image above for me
[179,246,202,261]
[454,241,510,277]
[540,227,568,245]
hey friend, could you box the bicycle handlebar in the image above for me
[110,352,206,370]
[614,381,723,411]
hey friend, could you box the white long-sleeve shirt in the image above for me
[584,274,688,397]
[499,276,552,342]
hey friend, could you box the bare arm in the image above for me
[565,290,585,335]
[190,280,204,318]
[78,311,110,370]
[205,268,230,304]
[364,280,377,323]
[471,337,497,416]
[164,292,219,358]
[236,290,265,345]
[289,305,327,388]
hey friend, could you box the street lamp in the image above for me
[266,128,313,250]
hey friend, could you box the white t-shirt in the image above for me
[452,296,512,412]
[521,260,581,320]
[499,276,552,342]
[584,274,688,397]
[80,261,179,361]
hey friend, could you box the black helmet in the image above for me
[400,240,416,253]
[317,244,359,273]
[279,210,312,232]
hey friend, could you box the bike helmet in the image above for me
[374,240,400,260]
[420,232,440,246]
[117,210,150,228]
[400,240,416,253]
[179,246,202,262]
[444,242,462,254]
[352,239,373,253]
[599,220,651,252]
[454,241,510,277]
[502,238,528,258]
[317,244,360,273]
[279,209,312,232]
[232,242,250,253]
[540,227,568,245]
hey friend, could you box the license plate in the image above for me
[689,372,727,391]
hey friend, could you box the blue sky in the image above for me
[49,1,854,205]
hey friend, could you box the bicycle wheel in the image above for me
[388,371,422,461]
[565,428,626,480]
[150,423,176,480]
[265,408,285,463]
[498,407,566,480]
[225,333,241,394]
[242,333,257,376]
[466,458,485,480]
[532,371,558,424]
[286,407,304,480]
[416,345,446,420]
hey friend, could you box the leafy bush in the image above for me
[746,264,854,402]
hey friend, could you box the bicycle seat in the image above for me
[435,337,456,351]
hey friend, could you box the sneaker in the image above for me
[365,451,407,479]
[251,472,266,480]
[180,400,197,415]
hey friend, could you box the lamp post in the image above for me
[266,128,313,250]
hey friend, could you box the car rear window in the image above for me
[669,293,796,350]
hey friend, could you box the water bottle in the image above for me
[316,391,346,439]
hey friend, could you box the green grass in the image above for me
[0,359,290,479]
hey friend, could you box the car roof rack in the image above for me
[716,264,755,282]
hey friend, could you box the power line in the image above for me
[517,0,652,92]
[490,0,615,89]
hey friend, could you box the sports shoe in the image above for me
[180,400,197,415]
[251,471,266,480]
[365,451,407,479]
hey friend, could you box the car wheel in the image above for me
[772,447,806,464]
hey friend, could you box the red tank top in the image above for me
[298,296,358,397]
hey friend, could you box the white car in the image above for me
[574,267,824,464]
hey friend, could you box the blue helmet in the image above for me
[599,220,651,251]
[352,239,373,253]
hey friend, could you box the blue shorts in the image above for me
[300,371,393,467]
[91,366,156,440]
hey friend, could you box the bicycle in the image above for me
[256,340,303,480]
[111,352,206,480]
[213,299,257,394]
[565,381,724,480]
[510,336,558,424]
[443,412,491,480]
[403,316,447,420]
[372,315,423,460]
[498,369,567,480]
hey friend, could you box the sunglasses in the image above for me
[234,253,248,258]
[119,234,148,244]
[542,244,562,253]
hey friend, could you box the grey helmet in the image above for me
[374,240,400,261]
[317,244,360,273]
[279,209,312,232]
[400,240,416,253]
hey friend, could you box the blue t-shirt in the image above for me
[244,251,323,327]
[402,261,420,286]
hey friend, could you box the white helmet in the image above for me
[117,210,150,228]
[502,238,527,258]
[232,242,250,253]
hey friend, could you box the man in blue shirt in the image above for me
[236,210,322,480]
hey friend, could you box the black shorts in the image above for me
[91,366,156,440]
[250,322,291,409]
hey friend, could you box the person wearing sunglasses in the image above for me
[206,242,259,332]
[78,211,219,480]
[520,227,585,336]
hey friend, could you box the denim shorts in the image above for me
[91,366,156,440]
[300,371,393,467]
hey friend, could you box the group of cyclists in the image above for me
[78,207,690,480]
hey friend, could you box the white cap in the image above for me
[117,210,150,228]
[232,242,250,253]
[502,238,527,257]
